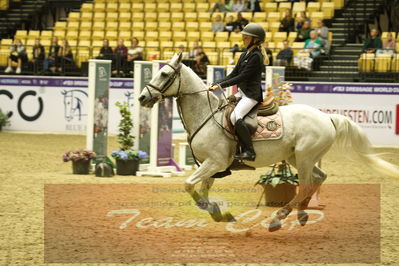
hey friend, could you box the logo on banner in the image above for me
[61,89,88,122]
[98,67,108,81]
[124,91,134,110]
[0,89,43,121]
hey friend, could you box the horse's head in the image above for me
[139,53,183,108]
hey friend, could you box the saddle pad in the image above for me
[252,111,283,141]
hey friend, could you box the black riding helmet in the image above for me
[240,23,266,45]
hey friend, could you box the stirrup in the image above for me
[234,151,256,161]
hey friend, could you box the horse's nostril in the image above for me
[138,95,145,102]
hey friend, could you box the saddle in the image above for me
[225,95,279,136]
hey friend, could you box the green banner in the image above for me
[92,62,111,157]
[138,63,152,164]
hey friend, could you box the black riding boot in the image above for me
[234,119,256,161]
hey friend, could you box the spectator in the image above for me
[315,19,330,54]
[212,14,225,32]
[234,12,249,32]
[383,32,396,50]
[113,38,128,75]
[247,0,262,12]
[262,42,273,66]
[57,39,74,72]
[4,39,27,74]
[189,41,201,59]
[225,15,237,32]
[233,0,247,12]
[304,31,322,58]
[32,38,45,73]
[276,40,294,65]
[43,36,60,73]
[210,0,233,14]
[279,9,295,33]
[362,28,382,53]
[125,37,143,74]
[194,46,210,78]
[96,39,113,60]
[295,20,312,42]
[296,11,311,31]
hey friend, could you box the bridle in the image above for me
[144,63,182,101]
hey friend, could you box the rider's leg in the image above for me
[230,97,258,161]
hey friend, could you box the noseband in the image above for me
[145,63,182,100]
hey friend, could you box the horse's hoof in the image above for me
[268,218,282,232]
[223,212,236,222]
[298,211,309,226]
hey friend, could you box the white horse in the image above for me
[139,53,399,231]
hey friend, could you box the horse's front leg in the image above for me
[184,160,234,222]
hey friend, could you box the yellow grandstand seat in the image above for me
[93,12,105,22]
[157,3,169,12]
[145,22,158,31]
[292,2,306,13]
[267,12,281,22]
[106,12,118,22]
[132,3,144,12]
[199,22,212,32]
[79,31,91,41]
[230,32,241,43]
[54,30,66,39]
[202,41,216,52]
[201,32,214,41]
[175,41,188,48]
[173,22,186,32]
[375,54,392,72]
[216,41,231,51]
[273,32,287,42]
[145,31,159,41]
[146,41,160,50]
[310,12,324,26]
[119,12,131,22]
[159,32,172,41]
[145,12,157,22]
[132,12,144,22]
[27,30,40,40]
[265,32,272,42]
[173,32,186,41]
[334,0,345,9]
[92,31,104,40]
[288,32,297,42]
[132,22,144,31]
[196,3,209,12]
[159,22,172,31]
[170,3,183,12]
[144,3,157,12]
[264,2,277,12]
[92,21,105,31]
[106,21,118,31]
[94,3,105,12]
[171,12,184,22]
[258,22,269,32]
[206,51,218,64]
[80,2,93,12]
[132,31,145,42]
[198,12,211,22]
[68,12,80,22]
[107,3,118,12]
[119,3,130,12]
[54,22,67,31]
[252,12,267,22]
[307,2,320,12]
[392,54,399,72]
[185,12,197,22]
[41,30,53,40]
[215,32,229,42]
[163,51,175,59]
[322,2,335,18]
[279,2,292,11]
[80,12,93,22]
[160,41,173,50]
[66,31,78,40]
[269,22,281,32]
[186,22,199,31]
[381,32,396,41]
[358,53,375,72]
[187,32,200,42]
[158,12,170,22]
[106,31,118,41]
[183,3,195,12]
[119,31,131,40]
[91,40,102,48]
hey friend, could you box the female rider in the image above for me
[209,23,268,161]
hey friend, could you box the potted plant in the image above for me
[112,101,147,175]
[63,150,96,174]
[257,161,298,207]
[0,109,11,132]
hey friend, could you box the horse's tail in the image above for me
[329,114,399,179]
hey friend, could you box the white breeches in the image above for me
[230,90,258,125]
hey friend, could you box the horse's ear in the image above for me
[176,52,183,64]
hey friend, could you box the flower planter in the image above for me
[263,184,297,207]
[72,160,91,174]
[116,159,139,175]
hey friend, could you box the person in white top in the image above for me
[4,39,27,74]
[125,37,143,74]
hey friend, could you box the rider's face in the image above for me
[242,35,252,48]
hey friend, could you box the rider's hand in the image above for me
[209,84,221,91]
